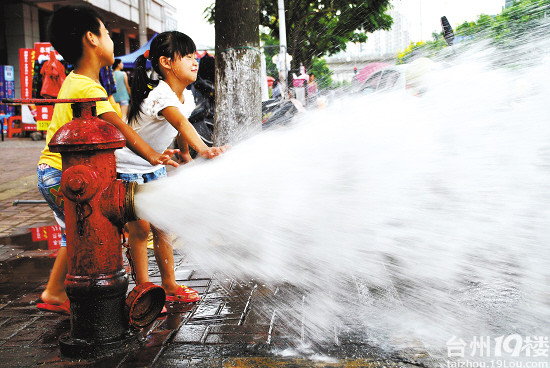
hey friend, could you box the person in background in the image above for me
[271,78,281,100]
[99,65,122,117]
[112,59,131,121]
[307,73,318,106]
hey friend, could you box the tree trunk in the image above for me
[214,0,261,146]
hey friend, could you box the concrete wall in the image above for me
[3,3,41,98]
[86,0,175,33]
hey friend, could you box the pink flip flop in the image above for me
[37,299,70,315]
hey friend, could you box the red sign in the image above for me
[31,225,48,242]
[19,48,35,99]
[31,224,62,249]
[46,225,62,249]
[37,105,53,122]
[34,42,53,60]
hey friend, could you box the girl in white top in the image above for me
[118,31,227,303]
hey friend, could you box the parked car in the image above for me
[357,65,408,95]
[356,58,439,97]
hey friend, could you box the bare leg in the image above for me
[151,226,179,294]
[127,219,151,285]
[40,247,68,305]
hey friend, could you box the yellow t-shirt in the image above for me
[38,72,115,170]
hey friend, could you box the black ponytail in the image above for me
[127,31,196,126]
[128,55,159,125]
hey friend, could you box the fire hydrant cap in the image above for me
[49,118,125,153]
[126,282,166,328]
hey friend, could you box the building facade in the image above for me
[0,0,176,98]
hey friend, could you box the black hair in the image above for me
[128,31,196,125]
[197,55,215,84]
[48,5,104,65]
[113,59,122,69]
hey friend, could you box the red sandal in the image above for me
[37,299,70,315]
[165,285,200,303]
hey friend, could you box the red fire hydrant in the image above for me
[50,98,140,357]
[1,98,165,358]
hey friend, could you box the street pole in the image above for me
[214,0,261,145]
[138,0,148,46]
[278,0,288,98]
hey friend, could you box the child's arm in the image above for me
[161,107,228,159]
[175,133,192,164]
[100,111,180,167]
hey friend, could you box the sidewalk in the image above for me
[0,138,425,367]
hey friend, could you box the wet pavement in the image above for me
[0,138,429,367]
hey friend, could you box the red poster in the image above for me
[19,48,35,99]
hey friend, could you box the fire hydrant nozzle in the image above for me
[124,181,139,223]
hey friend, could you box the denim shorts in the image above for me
[37,164,66,247]
[117,166,167,184]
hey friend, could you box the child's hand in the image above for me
[199,145,230,159]
[176,151,193,164]
[150,149,180,168]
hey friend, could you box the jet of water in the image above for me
[135,39,550,363]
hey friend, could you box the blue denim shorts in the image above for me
[117,166,167,184]
[37,164,66,247]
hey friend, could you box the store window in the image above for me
[111,31,125,56]
[38,9,52,42]
[129,37,140,53]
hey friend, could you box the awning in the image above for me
[115,34,158,69]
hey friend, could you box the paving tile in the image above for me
[188,270,212,280]
[2,327,46,348]
[0,250,24,261]
[190,298,224,319]
[38,349,130,368]
[154,345,224,367]
[119,344,164,368]
[203,333,265,345]
[145,329,174,348]
[172,324,208,344]
[164,303,196,317]
[161,311,188,330]
[182,279,211,289]
[0,317,10,327]
[208,324,270,335]
[30,319,70,347]
[0,347,58,368]
[174,268,193,281]
[0,317,37,339]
